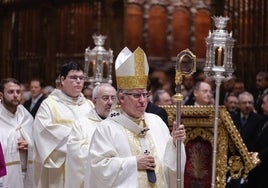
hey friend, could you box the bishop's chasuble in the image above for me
[87,109,186,188]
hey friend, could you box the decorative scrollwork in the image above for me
[161,105,260,188]
[228,156,244,179]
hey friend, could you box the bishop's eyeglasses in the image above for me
[123,92,150,99]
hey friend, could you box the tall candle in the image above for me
[93,61,96,76]
[217,47,222,66]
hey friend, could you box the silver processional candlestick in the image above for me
[175,49,196,188]
[203,16,235,188]
[84,34,113,86]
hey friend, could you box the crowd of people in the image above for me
[0,47,186,188]
[0,45,267,187]
[149,70,268,188]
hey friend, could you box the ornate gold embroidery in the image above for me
[124,128,165,188]
[116,75,148,90]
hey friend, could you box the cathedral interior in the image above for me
[0,1,267,187]
[0,0,267,90]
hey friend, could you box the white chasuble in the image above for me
[0,103,34,188]
[87,109,186,188]
[33,89,94,188]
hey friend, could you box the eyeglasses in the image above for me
[67,75,86,81]
[124,92,149,99]
[100,95,116,102]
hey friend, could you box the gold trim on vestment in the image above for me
[116,75,148,89]
[48,97,74,124]
[135,47,145,76]
[6,160,33,166]
[124,128,165,187]
[48,97,73,186]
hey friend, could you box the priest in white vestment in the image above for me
[0,78,34,188]
[33,62,94,188]
[87,47,186,188]
[81,83,117,187]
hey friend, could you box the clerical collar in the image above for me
[121,110,144,124]
[61,90,79,101]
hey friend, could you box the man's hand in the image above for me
[17,137,28,152]
[172,122,186,144]
[136,154,156,171]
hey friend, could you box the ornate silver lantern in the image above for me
[204,16,235,78]
[203,16,235,188]
[84,34,113,85]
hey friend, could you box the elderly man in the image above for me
[0,78,34,187]
[81,83,117,187]
[86,47,186,188]
[33,61,94,188]
[74,83,116,153]
[231,91,263,151]
[91,83,117,119]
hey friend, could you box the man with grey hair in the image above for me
[91,83,117,119]
[75,83,117,143]
[231,91,263,151]
[86,47,186,188]
[76,83,117,187]
[228,91,263,187]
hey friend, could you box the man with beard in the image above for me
[0,78,34,188]
[33,61,94,188]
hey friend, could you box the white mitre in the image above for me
[115,46,149,89]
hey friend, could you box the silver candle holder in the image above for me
[84,34,113,85]
[203,16,235,188]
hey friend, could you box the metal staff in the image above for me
[174,49,196,188]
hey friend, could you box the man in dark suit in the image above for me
[253,71,268,114]
[228,91,263,188]
[23,78,46,117]
[247,93,268,188]
[231,91,262,151]
[184,81,213,106]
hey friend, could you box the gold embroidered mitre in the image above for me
[115,47,149,89]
